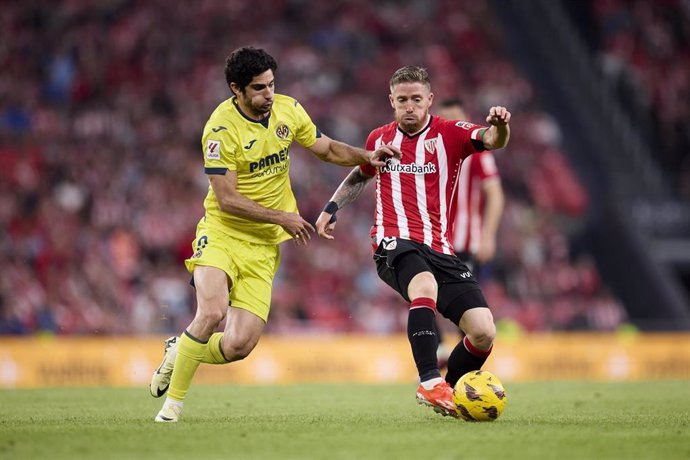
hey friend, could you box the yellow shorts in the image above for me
[184,218,280,322]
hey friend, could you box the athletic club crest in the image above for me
[275,124,290,140]
[424,138,437,154]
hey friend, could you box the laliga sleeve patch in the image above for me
[206,140,221,160]
[455,121,477,130]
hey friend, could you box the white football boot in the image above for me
[149,336,178,398]
[154,399,183,423]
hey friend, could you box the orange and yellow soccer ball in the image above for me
[453,370,507,421]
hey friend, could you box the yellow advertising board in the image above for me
[0,333,688,388]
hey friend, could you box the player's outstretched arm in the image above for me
[308,135,399,168]
[315,167,374,240]
[482,106,511,150]
[210,171,314,245]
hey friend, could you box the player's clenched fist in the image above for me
[486,106,511,126]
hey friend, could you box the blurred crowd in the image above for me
[588,0,690,198]
[0,0,628,335]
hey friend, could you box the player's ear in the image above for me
[229,82,241,97]
[389,94,395,109]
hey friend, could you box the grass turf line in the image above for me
[0,381,689,460]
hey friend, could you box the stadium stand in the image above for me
[4,0,677,335]
[494,0,690,329]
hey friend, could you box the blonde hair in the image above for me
[389,65,431,91]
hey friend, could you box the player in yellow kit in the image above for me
[150,47,398,422]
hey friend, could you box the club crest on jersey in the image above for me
[382,236,397,251]
[275,124,290,140]
[424,138,437,154]
[455,121,475,130]
[206,140,220,160]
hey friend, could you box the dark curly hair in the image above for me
[224,47,278,93]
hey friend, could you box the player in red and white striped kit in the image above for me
[316,66,511,417]
[440,98,505,275]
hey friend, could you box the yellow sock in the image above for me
[167,332,206,402]
[203,332,229,364]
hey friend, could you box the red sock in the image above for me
[409,297,437,314]
[463,336,492,358]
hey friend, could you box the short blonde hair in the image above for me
[389,65,431,91]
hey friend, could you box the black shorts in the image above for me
[374,237,489,325]
[455,251,478,274]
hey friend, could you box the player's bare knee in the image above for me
[221,335,257,361]
[408,272,438,299]
[467,324,496,350]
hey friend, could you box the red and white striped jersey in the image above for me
[360,116,486,255]
[449,151,500,254]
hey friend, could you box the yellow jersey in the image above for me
[200,94,319,244]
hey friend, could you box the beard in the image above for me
[397,116,421,134]
[237,93,273,119]
[248,99,272,118]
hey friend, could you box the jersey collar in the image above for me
[231,97,271,128]
[397,115,432,139]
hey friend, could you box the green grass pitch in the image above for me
[1,381,689,460]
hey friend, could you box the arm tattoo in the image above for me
[331,168,373,209]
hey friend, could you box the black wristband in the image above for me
[323,201,338,224]
[323,201,338,215]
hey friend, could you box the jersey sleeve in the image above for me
[291,99,319,149]
[358,129,379,177]
[202,126,238,174]
[444,119,488,159]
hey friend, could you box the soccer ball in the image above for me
[453,370,507,421]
